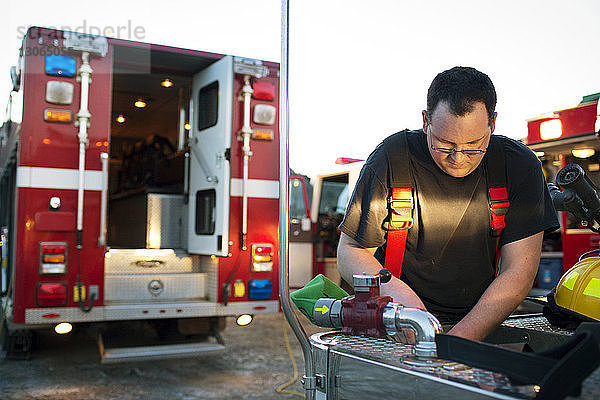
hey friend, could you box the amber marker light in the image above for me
[134,99,147,108]
[44,108,72,123]
[184,123,191,130]
[161,78,173,88]
[252,128,274,141]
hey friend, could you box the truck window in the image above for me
[290,178,307,221]
[195,189,216,235]
[319,180,348,215]
[197,81,219,131]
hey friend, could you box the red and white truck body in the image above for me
[0,27,281,358]
[526,94,600,276]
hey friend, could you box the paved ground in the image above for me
[0,312,325,400]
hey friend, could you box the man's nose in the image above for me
[449,149,465,162]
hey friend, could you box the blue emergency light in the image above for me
[45,55,76,77]
[248,279,272,300]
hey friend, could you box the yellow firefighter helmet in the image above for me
[553,255,600,322]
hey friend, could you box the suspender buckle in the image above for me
[388,188,414,230]
[489,188,509,237]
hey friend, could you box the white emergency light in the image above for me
[540,119,562,140]
[45,81,74,105]
[253,104,276,125]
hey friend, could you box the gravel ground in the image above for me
[0,312,325,400]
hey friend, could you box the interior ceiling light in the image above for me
[116,114,125,123]
[572,148,595,158]
[134,99,147,108]
[161,78,173,88]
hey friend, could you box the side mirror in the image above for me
[10,66,20,92]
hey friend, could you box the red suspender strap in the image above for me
[384,187,414,278]
[489,187,509,275]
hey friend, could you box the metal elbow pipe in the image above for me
[383,303,442,358]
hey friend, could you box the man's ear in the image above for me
[422,110,429,132]
[490,112,498,133]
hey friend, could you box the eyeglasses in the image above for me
[427,123,489,156]
[430,144,487,156]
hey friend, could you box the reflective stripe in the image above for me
[16,168,279,198]
[16,166,103,191]
[562,271,580,291]
[230,178,279,199]
[583,278,600,299]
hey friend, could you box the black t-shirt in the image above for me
[339,130,559,324]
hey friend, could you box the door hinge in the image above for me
[224,148,231,162]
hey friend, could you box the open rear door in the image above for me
[187,56,233,255]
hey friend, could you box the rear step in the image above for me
[97,333,225,364]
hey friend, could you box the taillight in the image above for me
[40,242,67,274]
[36,282,67,307]
[251,243,273,272]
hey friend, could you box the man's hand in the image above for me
[337,232,426,309]
[447,231,544,341]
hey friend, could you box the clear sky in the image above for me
[2,0,600,177]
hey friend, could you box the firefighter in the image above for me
[337,66,559,341]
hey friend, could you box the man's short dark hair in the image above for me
[426,66,497,126]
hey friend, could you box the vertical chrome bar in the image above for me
[97,152,109,247]
[76,51,92,237]
[241,75,254,251]
[279,1,316,399]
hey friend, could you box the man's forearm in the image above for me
[448,232,543,341]
[447,268,532,340]
[337,233,425,309]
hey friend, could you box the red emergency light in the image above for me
[252,81,275,101]
[335,157,364,165]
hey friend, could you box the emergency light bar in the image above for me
[335,157,364,165]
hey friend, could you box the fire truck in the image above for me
[526,93,600,284]
[0,27,281,362]
[288,159,364,289]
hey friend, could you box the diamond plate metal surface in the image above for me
[314,332,527,397]
[104,273,206,302]
[501,316,572,335]
[105,249,200,274]
[311,316,600,400]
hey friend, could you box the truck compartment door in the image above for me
[187,56,233,256]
